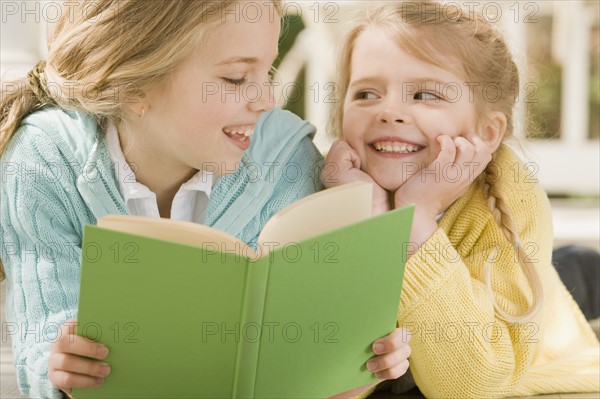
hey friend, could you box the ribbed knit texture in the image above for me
[0,107,323,398]
[398,145,600,398]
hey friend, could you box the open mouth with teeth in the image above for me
[223,125,254,150]
[371,141,421,154]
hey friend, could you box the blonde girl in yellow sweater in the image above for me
[323,2,600,398]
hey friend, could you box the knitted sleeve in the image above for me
[397,178,554,398]
[1,126,87,399]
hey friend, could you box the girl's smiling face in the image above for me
[129,3,281,177]
[342,27,480,191]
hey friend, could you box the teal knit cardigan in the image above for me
[0,107,323,398]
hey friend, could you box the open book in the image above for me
[74,182,414,399]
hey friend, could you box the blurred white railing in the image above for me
[275,1,600,197]
[2,1,599,211]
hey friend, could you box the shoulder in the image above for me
[442,144,552,246]
[242,108,323,186]
[246,107,316,165]
[494,145,553,247]
[454,144,551,218]
[5,106,100,166]
[256,107,315,136]
[1,108,116,237]
[493,144,551,216]
[434,147,554,303]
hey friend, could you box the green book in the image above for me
[74,182,414,399]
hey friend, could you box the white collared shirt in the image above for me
[105,122,214,223]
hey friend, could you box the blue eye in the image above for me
[414,92,440,101]
[223,77,247,85]
[356,91,379,100]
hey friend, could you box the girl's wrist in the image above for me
[396,198,441,222]
[371,189,392,216]
[372,202,391,216]
[404,206,439,255]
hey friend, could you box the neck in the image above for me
[116,120,197,218]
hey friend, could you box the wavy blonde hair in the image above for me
[0,0,282,281]
[330,1,542,323]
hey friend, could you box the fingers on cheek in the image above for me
[328,143,344,160]
[339,140,353,152]
[473,139,493,162]
[438,136,451,151]
[471,135,487,147]
[455,138,474,158]
[441,137,458,158]
[483,150,493,164]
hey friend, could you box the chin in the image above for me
[200,158,243,176]
[363,162,411,192]
[371,173,405,193]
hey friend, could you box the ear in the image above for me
[123,92,148,118]
[481,111,506,152]
[125,101,147,118]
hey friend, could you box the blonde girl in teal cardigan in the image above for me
[0,1,410,398]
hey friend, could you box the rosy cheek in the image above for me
[348,139,364,158]
[341,121,355,142]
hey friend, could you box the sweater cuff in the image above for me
[400,228,462,314]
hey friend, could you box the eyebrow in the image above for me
[216,57,260,66]
[216,53,280,66]
[410,77,457,87]
[349,76,459,94]
[348,77,380,89]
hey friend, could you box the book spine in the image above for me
[231,257,270,398]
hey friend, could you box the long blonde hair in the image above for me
[331,1,542,323]
[0,0,282,281]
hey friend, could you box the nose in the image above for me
[247,82,276,113]
[378,108,409,124]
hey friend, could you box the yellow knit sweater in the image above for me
[395,145,599,398]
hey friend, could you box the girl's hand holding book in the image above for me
[48,319,111,397]
[329,327,412,398]
[367,327,412,380]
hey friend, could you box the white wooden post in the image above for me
[561,0,590,146]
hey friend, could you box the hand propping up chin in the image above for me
[321,140,391,215]
[394,135,493,247]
